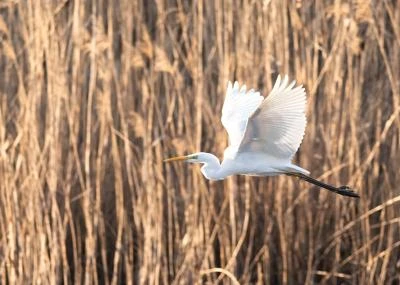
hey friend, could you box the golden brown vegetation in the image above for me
[0,0,399,284]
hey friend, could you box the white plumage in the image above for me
[223,75,306,160]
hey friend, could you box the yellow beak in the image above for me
[163,155,188,162]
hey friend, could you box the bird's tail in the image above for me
[287,172,360,198]
[286,164,310,175]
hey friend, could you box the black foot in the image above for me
[337,186,360,198]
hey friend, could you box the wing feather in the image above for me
[238,75,307,160]
[221,81,263,147]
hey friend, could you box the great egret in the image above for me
[165,75,359,198]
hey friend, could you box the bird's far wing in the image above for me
[221,81,263,147]
[238,75,307,160]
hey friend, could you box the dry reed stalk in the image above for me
[0,0,399,284]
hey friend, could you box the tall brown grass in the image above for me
[0,0,399,284]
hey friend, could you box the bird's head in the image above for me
[164,152,220,165]
[164,152,222,180]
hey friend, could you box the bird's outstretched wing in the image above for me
[221,81,263,147]
[238,75,307,160]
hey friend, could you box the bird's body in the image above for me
[165,75,359,198]
[197,150,308,180]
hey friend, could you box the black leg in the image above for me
[286,173,360,198]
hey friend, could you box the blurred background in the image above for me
[0,0,399,284]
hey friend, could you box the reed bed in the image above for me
[0,0,399,284]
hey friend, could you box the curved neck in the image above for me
[198,153,224,180]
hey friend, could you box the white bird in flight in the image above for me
[165,75,359,198]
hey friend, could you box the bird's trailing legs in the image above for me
[287,173,360,198]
